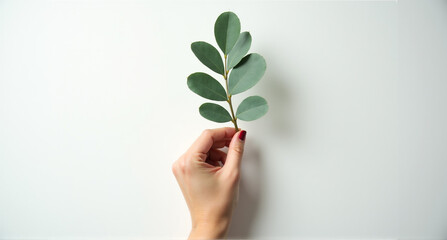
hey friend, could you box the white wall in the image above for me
[1,0,446,239]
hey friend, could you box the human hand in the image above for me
[172,128,247,239]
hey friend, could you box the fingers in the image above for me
[212,138,233,149]
[205,149,227,167]
[188,127,237,155]
[222,130,246,173]
[208,148,227,165]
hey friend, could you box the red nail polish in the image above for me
[238,130,247,141]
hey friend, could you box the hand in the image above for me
[172,128,247,239]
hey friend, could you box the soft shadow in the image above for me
[263,73,296,138]
[259,51,297,139]
[227,53,297,238]
[227,140,263,239]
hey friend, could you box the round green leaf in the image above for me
[228,53,266,95]
[191,41,224,75]
[199,103,233,123]
[214,12,241,55]
[227,32,252,70]
[187,72,227,101]
[236,96,268,121]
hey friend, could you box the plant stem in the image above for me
[224,55,239,131]
[228,95,239,131]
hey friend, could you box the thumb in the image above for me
[223,130,247,172]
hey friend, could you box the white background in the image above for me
[1,0,447,239]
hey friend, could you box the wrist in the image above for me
[189,219,230,240]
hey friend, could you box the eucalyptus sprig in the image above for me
[187,12,268,131]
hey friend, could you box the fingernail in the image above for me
[238,130,247,141]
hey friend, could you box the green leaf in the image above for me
[228,53,266,95]
[199,103,233,123]
[227,32,252,70]
[236,96,268,121]
[191,41,225,75]
[214,12,241,55]
[187,72,227,101]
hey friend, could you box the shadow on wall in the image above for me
[261,53,297,139]
[227,58,296,237]
[227,139,263,238]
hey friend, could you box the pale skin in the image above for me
[172,127,247,239]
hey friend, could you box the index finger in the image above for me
[188,127,237,155]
